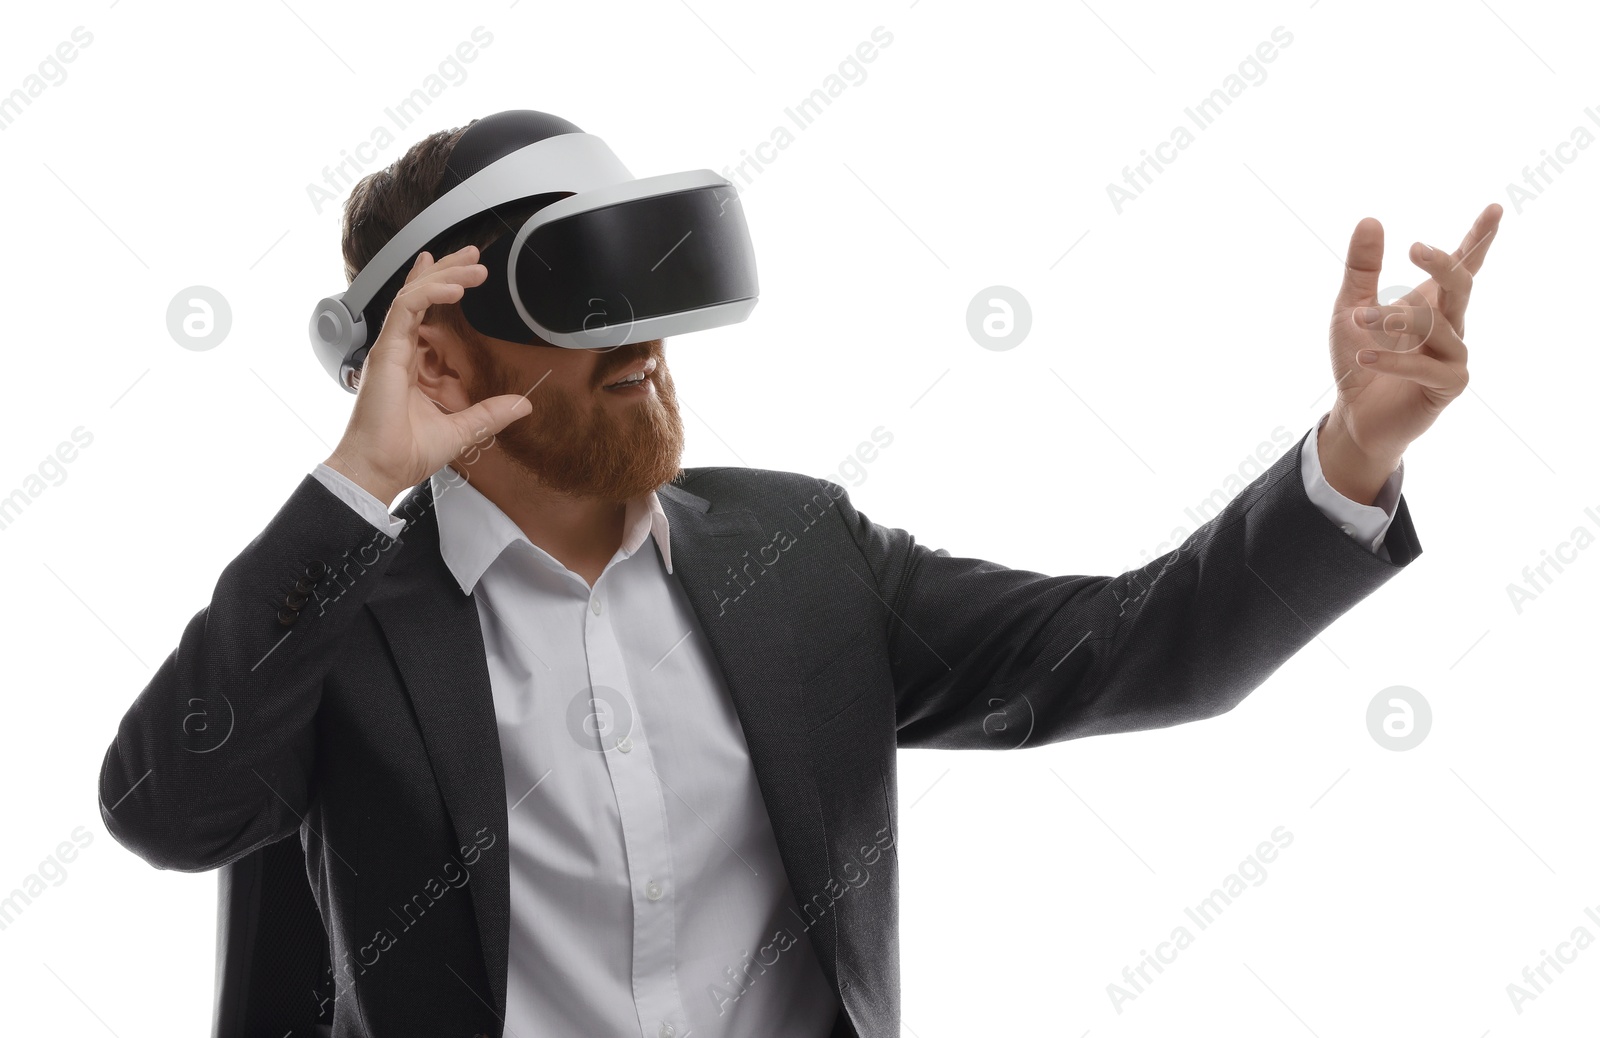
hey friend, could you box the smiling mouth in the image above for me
[602,357,657,390]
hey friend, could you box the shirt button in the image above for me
[616,735,633,753]
[645,879,663,901]
[1339,522,1356,536]
[591,597,603,615]
[660,1024,676,1038]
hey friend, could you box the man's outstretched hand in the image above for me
[1319,203,1503,505]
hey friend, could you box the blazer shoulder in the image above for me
[669,465,840,508]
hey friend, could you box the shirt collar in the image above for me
[427,467,673,595]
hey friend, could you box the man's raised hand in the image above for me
[323,245,533,503]
[1321,204,1503,495]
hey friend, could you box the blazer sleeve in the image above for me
[830,430,1423,750]
[96,474,406,872]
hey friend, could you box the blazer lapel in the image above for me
[656,482,839,986]
[364,478,513,1021]
[363,475,838,1028]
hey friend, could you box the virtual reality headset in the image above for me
[309,110,759,393]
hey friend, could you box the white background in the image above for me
[0,0,1594,1034]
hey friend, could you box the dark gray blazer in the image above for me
[98,433,1419,1037]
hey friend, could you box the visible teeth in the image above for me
[611,371,645,386]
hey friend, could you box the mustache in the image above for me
[595,340,662,387]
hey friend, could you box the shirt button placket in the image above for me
[585,571,684,1034]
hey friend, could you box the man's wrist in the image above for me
[322,450,402,505]
[1317,414,1401,506]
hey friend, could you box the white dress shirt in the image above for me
[313,461,838,1038]
[308,412,1402,1037]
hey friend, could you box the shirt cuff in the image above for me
[1300,412,1403,562]
[312,463,409,539]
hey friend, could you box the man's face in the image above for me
[457,331,685,503]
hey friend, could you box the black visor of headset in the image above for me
[309,124,758,393]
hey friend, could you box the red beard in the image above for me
[463,339,685,504]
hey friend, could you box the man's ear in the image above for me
[413,313,472,414]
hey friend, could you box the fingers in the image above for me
[1412,236,1474,336]
[393,271,478,314]
[404,250,434,285]
[1449,203,1504,278]
[403,246,489,303]
[1353,304,1467,362]
[373,250,489,353]
[446,394,534,452]
[404,244,481,284]
[1335,217,1384,308]
[1356,344,1468,395]
[371,278,469,353]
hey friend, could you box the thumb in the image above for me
[1335,216,1384,308]
[446,394,533,452]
